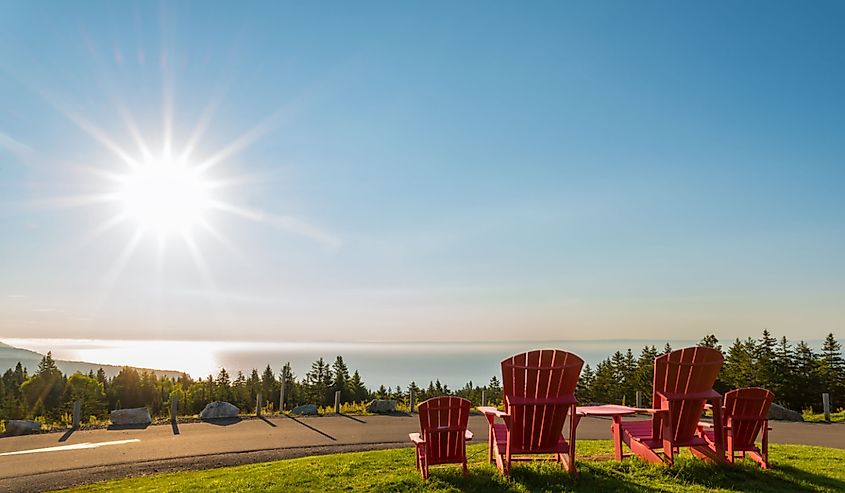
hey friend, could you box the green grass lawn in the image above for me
[59,441,845,493]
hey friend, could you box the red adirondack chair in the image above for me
[612,346,725,466]
[479,349,584,478]
[409,396,473,479]
[699,387,774,468]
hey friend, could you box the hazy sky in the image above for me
[1,1,843,344]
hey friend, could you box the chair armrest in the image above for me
[643,408,669,416]
[465,430,474,441]
[409,432,424,444]
[478,406,508,418]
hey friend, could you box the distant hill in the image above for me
[0,341,185,380]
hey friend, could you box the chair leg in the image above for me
[662,415,674,466]
[612,417,623,461]
[567,405,579,478]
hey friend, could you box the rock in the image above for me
[110,407,152,426]
[4,419,41,436]
[366,399,397,414]
[767,403,803,422]
[291,404,318,415]
[200,401,240,420]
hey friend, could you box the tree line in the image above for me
[1,330,842,425]
[577,331,844,413]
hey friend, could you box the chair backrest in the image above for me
[417,396,471,465]
[723,387,774,448]
[653,346,723,443]
[502,349,583,451]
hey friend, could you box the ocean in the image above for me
[3,338,705,388]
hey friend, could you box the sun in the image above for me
[115,157,214,236]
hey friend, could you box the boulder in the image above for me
[767,403,803,422]
[200,401,240,420]
[110,407,152,426]
[366,399,397,414]
[291,404,318,415]
[4,419,41,436]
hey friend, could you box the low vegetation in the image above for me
[803,409,845,423]
[59,441,845,492]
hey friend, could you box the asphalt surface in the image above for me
[1,414,843,492]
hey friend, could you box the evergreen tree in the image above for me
[247,369,261,404]
[819,333,845,409]
[215,368,232,402]
[632,346,658,405]
[109,367,143,409]
[577,364,594,403]
[255,365,276,407]
[305,358,331,405]
[487,375,502,405]
[757,329,778,391]
[331,356,351,403]
[698,334,722,352]
[20,353,66,419]
[280,362,297,409]
[348,370,367,402]
[773,336,796,408]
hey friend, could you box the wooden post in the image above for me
[256,393,263,417]
[636,391,643,409]
[279,379,286,413]
[171,394,178,422]
[409,388,415,414]
[823,393,831,422]
[481,389,487,407]
[335,390,341,414]
[72,399,82,429]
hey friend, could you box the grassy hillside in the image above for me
[59,441,845,492]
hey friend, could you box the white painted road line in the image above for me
[0,439,141,457]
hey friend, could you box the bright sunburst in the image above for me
[115,157,213,236]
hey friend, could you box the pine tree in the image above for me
[20,353,66,419]
[577,364,595,403]
[261,365,277,405]
[793,341,821,411]
[819,333,845,409]
[305,358,331,405]
[280,362,297,409]
[216,368,232,402]
[632,346,658,405]
[487,376,502,405]
[773,336,796,408]
[331,356,351,403]
[757,329,778,391]
[698,334,722,352]
[348,370,367,402]
[722,338,755,389]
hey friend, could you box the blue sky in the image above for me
[1,1,844,344]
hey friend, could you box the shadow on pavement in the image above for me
[58,427,77,442]
[171,419,180,435]
[201,417,242,427]
[259,416,277,428]
[107,423,151,431]
[338,414,366,424]
[286,415,336,441]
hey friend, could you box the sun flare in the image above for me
[115,157,213,236]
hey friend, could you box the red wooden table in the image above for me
[575,405,645,460]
